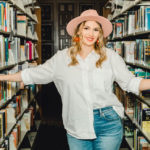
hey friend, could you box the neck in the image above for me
[79,45,94,59]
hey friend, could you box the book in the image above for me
[145,7,150,31]
[128,11,135,34]
[17,15,27,36]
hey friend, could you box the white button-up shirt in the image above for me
[21,48,142,139]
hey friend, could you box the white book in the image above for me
[0,35,5,67]
[128,13,135,34]
[8,47,15,65]
[6,107,16,124]
[124,41,136,63]
[22,112,31,131]
[17,22,26,37]
[25,43,29,60]
[20,45,26,61]
[6,3,11,32]
[10,7,14,32]
[10,37,20,63]
[9,132,17,150]
[21,89,28,109]
[34,46,39,59]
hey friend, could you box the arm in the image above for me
[0,72,22,82]
[110,50,142,95]
[0,72,24,89]
[139,79,150,91]
[0,50,59,85]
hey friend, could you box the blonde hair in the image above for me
[68,21,107,68]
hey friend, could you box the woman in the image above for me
[0,9,149,150]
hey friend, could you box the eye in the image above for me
[83,27,89,30]
[94,28,99,31]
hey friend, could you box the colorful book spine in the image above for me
[145,7,150,31]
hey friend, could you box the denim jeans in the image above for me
[67,106,123,150]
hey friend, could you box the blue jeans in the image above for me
[67,106,123,150]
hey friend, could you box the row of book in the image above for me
[0,93,27,140]
[115,82,150,131]
[0,81,35,146]
[114,83,150,149]
[128,66,150,98]
[0,35,38,68]
[0,62,37,104]
[124,121,150,150]
[0,82,36,150]
[107,39,150,66]
[1,107,34,150]
[110,6,150,39]
[0,81,37,150]
[0,1,38,40]
[0,2,11,32]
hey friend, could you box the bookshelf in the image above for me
[40,3,54,63]
[58,3,75,50]
[105,0,150,149]
[0,0,40,149]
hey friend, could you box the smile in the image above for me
[86,37,95,42]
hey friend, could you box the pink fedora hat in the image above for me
[66,9,112,38]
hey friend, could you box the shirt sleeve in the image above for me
[21,51,59,85]
[110,51,143,95]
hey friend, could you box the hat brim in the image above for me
[66,15,112,38]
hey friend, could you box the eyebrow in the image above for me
[84,25,100,29]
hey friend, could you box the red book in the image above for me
[26,41,32,60]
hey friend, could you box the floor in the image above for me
[32,122,69,150]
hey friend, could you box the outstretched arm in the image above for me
[139,79,150,91]
[0,72,22,82]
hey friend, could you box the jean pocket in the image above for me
[102,108,120,121]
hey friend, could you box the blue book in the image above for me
[4,38,8,66]
[145,7,150,31]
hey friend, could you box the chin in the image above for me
[83,41,95,46]
[85,43,95,47]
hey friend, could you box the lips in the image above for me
[86,37,95,42]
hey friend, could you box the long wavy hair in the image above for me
[68,21,107,68]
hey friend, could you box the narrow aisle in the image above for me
[32,83,69,150]
[32,123,69,150]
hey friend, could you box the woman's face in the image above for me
[79,21,100,47]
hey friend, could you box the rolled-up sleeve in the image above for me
[21,51,59,85]
[111,51,143,95]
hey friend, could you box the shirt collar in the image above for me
[77,50,99,62]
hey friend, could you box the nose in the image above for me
[88,29,94,36]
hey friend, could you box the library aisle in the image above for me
[1,0,150,149]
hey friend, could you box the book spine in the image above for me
[145,7,150,31]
